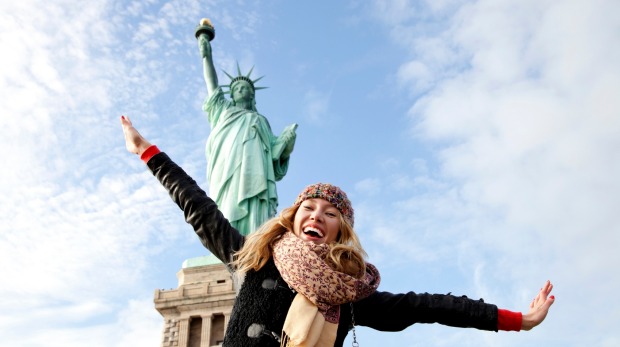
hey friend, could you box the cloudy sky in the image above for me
[1,0,619,346]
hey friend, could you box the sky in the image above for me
[1,0,619,346]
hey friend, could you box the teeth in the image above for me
[304,227,323,237]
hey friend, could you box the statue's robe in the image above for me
[203,87,289,235]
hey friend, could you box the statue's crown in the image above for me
[223,63,267,94]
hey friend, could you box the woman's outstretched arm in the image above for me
[120,115,244,266]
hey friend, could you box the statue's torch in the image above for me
[195,18,215,41]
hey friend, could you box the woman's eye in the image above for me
[326,212,337,217]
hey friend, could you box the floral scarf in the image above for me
[273,232,381,346]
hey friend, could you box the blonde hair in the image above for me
[233,205,368,278]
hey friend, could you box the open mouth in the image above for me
[303,228,324,238]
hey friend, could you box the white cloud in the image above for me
[302,88,331,123]
[397,60,433,94]
[114,298,164,347]
[369,0,419,25]
[383,0,620,255]
[355,178,382,195]
[0,0,208,345]
[367,0,620,344]
[2,298,162,347]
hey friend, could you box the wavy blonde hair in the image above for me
[233,204,367,278]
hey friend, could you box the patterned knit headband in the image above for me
[293,183,354,227]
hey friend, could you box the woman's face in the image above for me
[293,198,340,244]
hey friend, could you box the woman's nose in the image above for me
[311,211,323,222]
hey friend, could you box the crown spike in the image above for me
[252,75,265,84]
[222,70,235,81]
[221,65,268,93]
[246,65,255,78]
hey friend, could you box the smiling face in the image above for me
[293,198,341,244]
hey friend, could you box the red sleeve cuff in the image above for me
[140,145,160,163]
[497,309,522,331]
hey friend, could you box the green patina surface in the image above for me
[196,19,297,236]
[182,254,223,268]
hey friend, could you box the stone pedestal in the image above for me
[155,256,236,347]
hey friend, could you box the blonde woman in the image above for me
[121,116,554,347]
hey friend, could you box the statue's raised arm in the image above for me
[196,18,218,95]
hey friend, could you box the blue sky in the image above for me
[1,0,619,346]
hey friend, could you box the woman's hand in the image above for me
[522,280,555,331]
[120,115,152,156]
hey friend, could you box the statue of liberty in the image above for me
[196,19,297,236]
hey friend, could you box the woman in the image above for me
[120,116,554,347]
